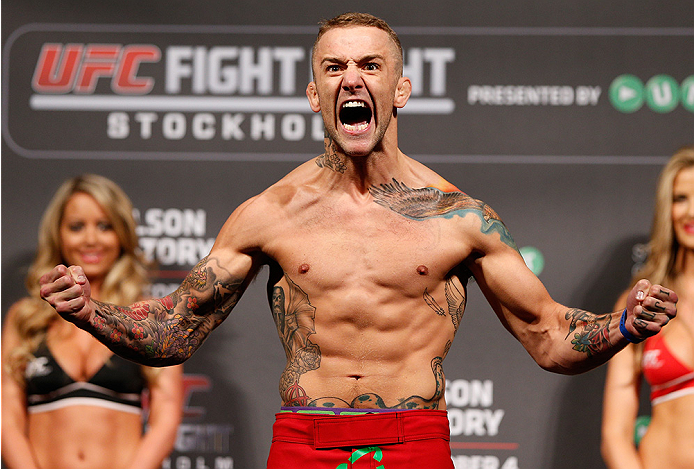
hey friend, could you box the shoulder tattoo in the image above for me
[369,178,517,250]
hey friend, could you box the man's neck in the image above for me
[327,147,407,195]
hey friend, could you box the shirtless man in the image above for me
[39,12,677,469]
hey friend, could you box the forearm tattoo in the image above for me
[369,178,517,250]
[564,308,612,356]
[423,278,466,334]
[90,255,243,365]
[315,134,346,173]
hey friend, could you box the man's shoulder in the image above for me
[235,158,322,216]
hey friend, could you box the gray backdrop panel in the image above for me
[3,2,693,468]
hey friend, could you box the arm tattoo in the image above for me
[272,274,321,407]
[564,308,612,356]
[424,278,466,333]
[315,134,346,173]
[369,178,517,250]
[89,255,243,365]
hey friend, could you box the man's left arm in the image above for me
[467,207,676,374]
[367,179,676,373]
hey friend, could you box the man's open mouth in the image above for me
[339,100,373,132]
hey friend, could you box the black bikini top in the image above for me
[25,342,146,414]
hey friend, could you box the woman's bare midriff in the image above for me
[29,406,143,469]
[639,395,694,469]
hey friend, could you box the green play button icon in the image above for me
[609,74,644,113]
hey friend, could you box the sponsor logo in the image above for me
[609,73,694,113]
[4,25,455,159]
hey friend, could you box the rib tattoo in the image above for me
[423,278,466,333]
[272,274,321,407]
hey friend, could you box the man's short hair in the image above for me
[311,12,404,77]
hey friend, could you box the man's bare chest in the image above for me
[264,205,469,293]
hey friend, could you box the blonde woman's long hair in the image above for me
[8,174,150,381]
[631,145,694,289]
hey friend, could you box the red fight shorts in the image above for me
[266,409,454,469]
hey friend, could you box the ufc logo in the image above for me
[32,43,160,94]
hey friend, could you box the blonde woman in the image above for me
[602,146,694,469]
[2,174,184,469]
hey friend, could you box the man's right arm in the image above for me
[40,249,254,366]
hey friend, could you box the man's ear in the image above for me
[394,77,412,108]
[306,82,321,112]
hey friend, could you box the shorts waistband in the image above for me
[272,409,450,449]
[280,406,400,415]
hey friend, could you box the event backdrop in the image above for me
[3,1,693,468]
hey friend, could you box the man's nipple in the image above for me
[299,263,310,274]
[417,265,429,275]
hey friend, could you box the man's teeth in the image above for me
[343,122,369,131]
[343,101,365,108]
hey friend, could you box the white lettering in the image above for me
[281,114,305,141]
[214,457,234,469]
[239,47,272,95]
[107,112,129,138]
[467,85,578,105]
[575,86,601,105]
[651,81,674,106]
[222,113,245,140]
[134,112,158,139]
[404,48,455,96]
[450,455,518,469]
[424,48,455,96]
[164,46,454,96]
[192,113,216,140]
[208,47,239,94]
[193,47,207,94]
[138,208,207,236]
[163,457,234,469]
[140,237,215,265]
[273,48,305,95]
[452,455,504,469]
[114,113,327,142]
[251,113,275,140]
[312,114,324,141]
[446,379,494,407]
[163,112,186,139]
[166,47,194,94]
[501,457,519,469]
[175,424,233,452]
[447,408,505,436]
